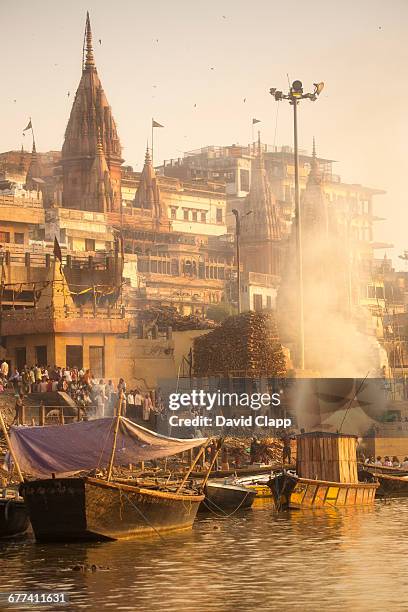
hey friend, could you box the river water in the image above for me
[1,498,407,611]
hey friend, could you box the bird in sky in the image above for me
[243,97,246,103]
[98,39,102,44]
[194,104,197,108]
[210,67,214,70]
[67,92,70,97]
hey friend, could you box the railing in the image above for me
[14,404,83,426]
[1,305,126,321]
[0,195,43,209]
[0,249,118,271]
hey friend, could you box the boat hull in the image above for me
[372,473,408,497]
[20,477,204,542]
[201,482,257,513]
[269,473,378,510]
[0,497,29,538]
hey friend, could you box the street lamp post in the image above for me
[232,209,252,314]
[269,80,324,370]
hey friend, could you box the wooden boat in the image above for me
[359,462,408,477]
[20,477,204,542]
[362,471,408,498]
[269,431,378,510]
[236,474,274,498]
[191,464,286,480]
[200,481,256,513]
[268,471,378,510]
[6,398,209,542]
[0,491,30,538]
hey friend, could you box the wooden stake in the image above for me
[175,439,211,494]
[107,392,123,482]
[201,438,224,489]
[0,410,24,483]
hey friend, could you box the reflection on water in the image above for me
[1,499,407,611]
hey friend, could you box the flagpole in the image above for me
[30,118,35,149]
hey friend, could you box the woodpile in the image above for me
[224,436,286,464]
[140,306,215,332]
[193,312,286,377]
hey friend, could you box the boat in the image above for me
[268,431,379,510]
[360,470,408,498]
[0,490,29,538]
[236,474,274,498]
[7,410,208,542]
[269,470,378,509]
[359,462,408,477]
[200,481,257,513]
[191,464,281,480]
[20,477,203,541]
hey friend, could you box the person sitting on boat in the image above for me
[401,457,408,468]
[374,456,382,465]
[392,456,400,467]
[383,456,392,466]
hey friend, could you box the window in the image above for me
[216,208,223,223]
[183,210,189,221]
[253,294,263,311]
[85,238,95,251]
[266,296,272,309]
[201,212,206,223]
[14,233,24,245]
[171,208,177,219]
[192,211,198,222]
[35,345,47,365]
[0,232,10,243]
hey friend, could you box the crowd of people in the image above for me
[0,360,164,427]
[365,455,408,468]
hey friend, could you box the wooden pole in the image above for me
[0,410,24,483]
[39,402,45,426]
[107,392,123,482]
[175,439,211,494]
[201,438,224,489]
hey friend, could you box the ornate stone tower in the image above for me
[25,140,44,193]
[240,133,282,276]
[133,146,168,228]
[61,12,123,212]
[301,138,329,236]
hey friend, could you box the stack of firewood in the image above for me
[193,312,286,377]
[139,306,215,332]
[224,436,287,464]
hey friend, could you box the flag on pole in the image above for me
[23,120,32,132]
[53,237,62,262]
[152,119,164,128]
[252,118,261,125]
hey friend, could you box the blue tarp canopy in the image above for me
[9,417,206,478]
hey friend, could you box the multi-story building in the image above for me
[161,139,388,312]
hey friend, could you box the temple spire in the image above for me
[84,12,95,70]
[308,136,320,184]
[144,143,152,165]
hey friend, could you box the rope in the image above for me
[118,487,166,541]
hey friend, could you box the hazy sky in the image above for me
[1,0,407,265]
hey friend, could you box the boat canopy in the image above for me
[9,417,206,478]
